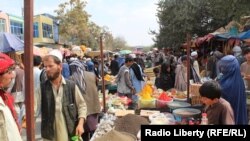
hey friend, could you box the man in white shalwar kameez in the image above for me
[35,50,87,141]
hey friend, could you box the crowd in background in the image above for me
[1,44,250,140]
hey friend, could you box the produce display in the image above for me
[104,74,116,82]
[139,83,156,108]
[173,92,187,101]
[139,84,153,100]
[100,93,132,113]
[158,92,172,101]
[90,114,117,141]
[156,92,173,108]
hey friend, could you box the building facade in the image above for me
[0,11,10,33]
[0,11,59,46]
[8,14,24,40]
[33,14,55,45]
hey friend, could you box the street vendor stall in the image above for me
[92,34,206,141]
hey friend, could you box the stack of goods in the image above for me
[189,83,202,105]
[155,92,173,108]
[114,114,150,136]
[91,114,117,141]
[139,84,155,108]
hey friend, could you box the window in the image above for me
[42,23,53,39]
[0,19,6,32]
[33,22,39,38]
[10,21,23,40]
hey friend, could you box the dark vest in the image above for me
[41,79,77,140]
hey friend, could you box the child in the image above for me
[199,81,235,125]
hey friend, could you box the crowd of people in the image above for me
[113,47,248,125]
[0,45,250,141]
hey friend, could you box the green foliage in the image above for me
[154,0,250,49]
[54,0,115,50]
[112,36,128,50]
[55,0,90,45]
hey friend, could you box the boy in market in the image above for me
[199,81,235,125]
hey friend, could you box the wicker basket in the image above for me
[189,83,202,105]
[191,96,202,105]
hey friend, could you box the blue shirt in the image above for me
[62,63,70,79]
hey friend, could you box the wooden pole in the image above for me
[100,34,106,112]
[186,34,191,103]
[24,0,35,140]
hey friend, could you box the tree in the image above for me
[112,36,128,50]
[55,0,116,50]
[154,0,250,49]
[102,31,114,51]
[55,0,90,45]
[87,21,102,50]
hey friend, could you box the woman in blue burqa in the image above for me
[218,55,248,124]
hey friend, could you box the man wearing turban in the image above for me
[0,52,22,141]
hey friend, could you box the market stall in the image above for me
[92,34,204,141]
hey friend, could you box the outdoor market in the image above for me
[1,0,250,141]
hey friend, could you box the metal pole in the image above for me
[186,34,191,104]
[24,0,35,141]
[100,34,106,112]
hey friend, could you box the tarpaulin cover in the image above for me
[0,32,24,53]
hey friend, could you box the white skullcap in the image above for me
[191,51,198,57]
[49,49,63,62]
[86,58,91,61]
[232,46,242,53]
[153,48,158,51]
[130,54,136,59]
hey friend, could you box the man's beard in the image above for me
[47,71,60,81]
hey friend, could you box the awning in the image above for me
[0,32,24,53]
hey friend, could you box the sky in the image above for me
[0,0,159,46]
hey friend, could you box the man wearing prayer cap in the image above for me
[35,49,87,141]
[191,51,198,57]
[0,52,22,141]
[191,51,201,79]
[232,46,245,65]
